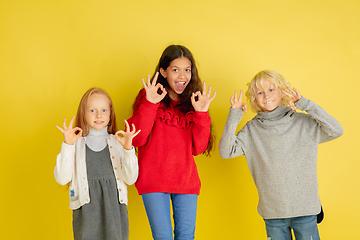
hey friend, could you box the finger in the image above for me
[69,116,75,129]
[202,82,207,96]
[142,78,147,88]
[63,118,67,129]
[74,127,83,136]
[239,90,243,102]
[131,123,136,133]
[55,125,64,133]
[191,92,196,105]
[209,91,216,102]
[243,103,248,113]
[287,86,297,95]
[207,85,212,97]
[152,72,159,86]
[124,119,130,132]
[230,96,234,105]
[293,88,301,97]
[133,129,141,138]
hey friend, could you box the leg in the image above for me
[171,194,198,240]
[142,193,173,240]
[264,218,292,240]
[291,215,320,240]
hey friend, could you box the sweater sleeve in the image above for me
[191,111,212,156]
[219,108,247,159]
[119,146,139,185]
[54,142,75,185]
[127,90,159,147]
[295,97,344,143]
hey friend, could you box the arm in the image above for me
[219,108,246,158]
[127,73,167,147]
[115,120,140,185]
[191,111,212,156]
[219,90,248,158]
[54,142,75,185]
[283,87,343,142]
[119,147,139,185]
[295,97,344,143]
[54,117,82,185]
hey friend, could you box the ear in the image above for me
[159,68,167,78]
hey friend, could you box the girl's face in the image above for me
[85,93,111,130]
[255,79,283,112]
[160,57,192,101]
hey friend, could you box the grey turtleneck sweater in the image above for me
[219,97,343,219]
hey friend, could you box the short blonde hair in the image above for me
[245,70,292,113]
[75,88,117,136]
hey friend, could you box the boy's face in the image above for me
[255,79,283,112]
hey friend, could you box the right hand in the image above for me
[230,90,247,113]
[142,72,167,104]
[56,116,83,145]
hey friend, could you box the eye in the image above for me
[173,69,178,72]
[269,89,274,92]
[102,109,107,113]
[186,69,191,72]
[90,109,95,113]
[258,92,263,95]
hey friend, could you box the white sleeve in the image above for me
[54,142,75,185]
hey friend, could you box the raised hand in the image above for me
[142,72,167,104]
[191,82,216,112]
[230,90,248,113]
[282,87,302,110]
[115,120,141,150]
[55,116,83,145]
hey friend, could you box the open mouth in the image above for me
[175,81,187,91]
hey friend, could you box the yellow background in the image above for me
[1,0,358,239]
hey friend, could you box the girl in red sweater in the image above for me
[127,45,216,240]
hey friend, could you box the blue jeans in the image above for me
[142,193,198,240]
[264,215,320,240]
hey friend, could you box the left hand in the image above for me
[282,87,302,110]
[191,82,217,112]
[115,120,141,150]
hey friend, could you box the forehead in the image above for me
[87,93,110,106]
[169,57,191,67]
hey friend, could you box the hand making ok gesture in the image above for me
[115,120,141,150]
[55,116,83,145]
[230,90,248,113]
[191,82,217,112]
[142,72,167,104]
[282,87,302,110]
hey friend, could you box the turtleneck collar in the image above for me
[85,127,109,152]
[255,106,295,126]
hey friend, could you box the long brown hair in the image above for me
[133,45,215,155]
[75,88,117,136]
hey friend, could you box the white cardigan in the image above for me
[54,135,138,210]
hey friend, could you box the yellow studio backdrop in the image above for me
[0,0,358,239]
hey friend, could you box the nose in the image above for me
[178,70,185,79]
[96,111,101,118]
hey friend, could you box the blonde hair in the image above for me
[75,88,117,136]
[245,70,292,113]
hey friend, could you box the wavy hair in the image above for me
[75,88,117,136]
[245,70,293,113]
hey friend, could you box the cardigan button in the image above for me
[114,167,117,170]
[112,156,115,159]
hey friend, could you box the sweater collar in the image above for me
[255,106,295,125]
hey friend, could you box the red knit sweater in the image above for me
[127,89,211,195]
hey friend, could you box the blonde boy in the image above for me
[219,70,343,240]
